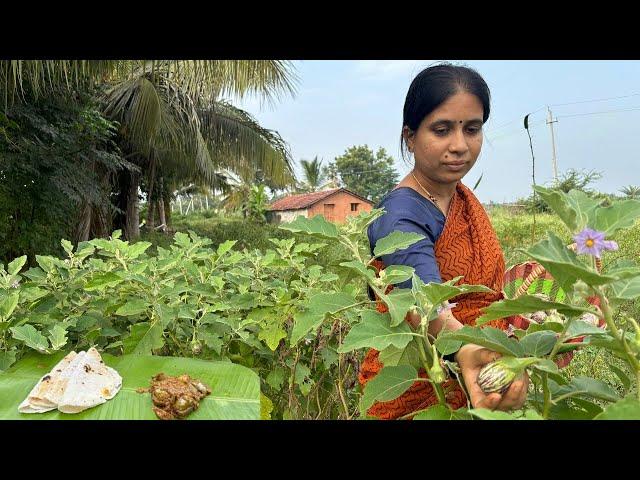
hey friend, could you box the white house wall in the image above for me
[277,209,309,223]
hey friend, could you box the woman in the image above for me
[358,63,529,419]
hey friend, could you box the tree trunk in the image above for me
[76,201,92,243]
[125,171,140,240]
[74,161,112,244]
[157,198,166,231]
[147,200,156,229]
[163,190,172,229]
[92,204,110,240]
[146,156,157,229]
[156,176,166,232]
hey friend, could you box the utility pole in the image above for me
[547,106,559,181]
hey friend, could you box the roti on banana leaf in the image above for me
[2,351,259,420]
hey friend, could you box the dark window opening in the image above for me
[350,203,359,212]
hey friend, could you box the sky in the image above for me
[234,60,640,203]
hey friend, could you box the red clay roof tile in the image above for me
[268,188,372,211]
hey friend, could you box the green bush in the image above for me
[1,229,365,420]
[0,92,124,266]
[171,214,291,251]
[142,212,358,278]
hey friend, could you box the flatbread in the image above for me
[18,351,78,413]
[58,348,122,414]
[18,348,122,415]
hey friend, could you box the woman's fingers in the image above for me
[496,374,529,410]
[474,391,502,410]
[476,348,502,365]
[464,372,502,410]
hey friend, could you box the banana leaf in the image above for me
[0,352,260,420]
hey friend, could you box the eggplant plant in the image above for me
[2,185,640,420]
[282,186,640,420]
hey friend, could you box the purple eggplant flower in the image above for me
[573,228,619,259]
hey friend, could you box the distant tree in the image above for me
[324,145,399,204]
[521,168,604,213]
[552,169,602,194]
[620,185,640,199]
[323,163,340,189]
[299,156,327,192]
[221,170,271,222]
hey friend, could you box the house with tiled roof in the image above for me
[267,188,374,224]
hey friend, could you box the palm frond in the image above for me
[0,60,123,109]
[300,156,326,191]
[165,60,299,108]
[101,72,218,187]
[150,77,216,184]
[101,75,162,156]
[199,100,296,189]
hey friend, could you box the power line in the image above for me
[556,106,640,118]
[550,93,640,108]
[485,119,547,142]
[487,104,640,142]
[485,106,546,134]
[486,93,640,136]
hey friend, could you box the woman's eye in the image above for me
[467,127,481,134]
[434,129,448,136]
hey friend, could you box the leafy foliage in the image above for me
[324,145,399,204]
[519,168,603,214]
[0,90,129,265]
[3,182,640,420]
[298,156,327,192]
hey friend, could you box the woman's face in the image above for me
[405,91,484,187]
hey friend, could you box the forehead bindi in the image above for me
[427,118,483,127]
[428,92,484,123]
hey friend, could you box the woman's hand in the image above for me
[455,344,529,411]
[406,310,529,410]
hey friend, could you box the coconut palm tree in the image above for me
[298,156,327,193]
[99,61,298,238]
[620,185,640,199]
[1,60,299,239]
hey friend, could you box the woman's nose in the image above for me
[448,129,469,153]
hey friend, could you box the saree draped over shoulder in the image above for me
[358,182,508,419]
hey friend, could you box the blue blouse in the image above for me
[367,187,446,290]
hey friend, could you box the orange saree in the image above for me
[358,182,509,419]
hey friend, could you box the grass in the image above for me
[489,206,571,267]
